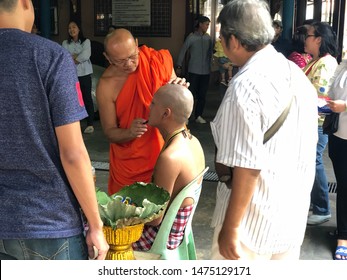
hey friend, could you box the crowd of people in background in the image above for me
[272,16,346,260]
[270,13,347,260]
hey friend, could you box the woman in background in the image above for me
[62,20,94,134]
[304,21,338,226]
[287,25,312,69]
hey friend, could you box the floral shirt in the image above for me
[304,54,338,125]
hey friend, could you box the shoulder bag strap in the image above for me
[263,94,294,144]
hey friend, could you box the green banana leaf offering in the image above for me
[96,182,170,229]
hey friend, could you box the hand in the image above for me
[327,100,347,113]
[72,54,79,65]
[129,118,148,138]
[222,62,230,70]
[218,225,242,260]
[168,77,190,88]
[85,227,109,260]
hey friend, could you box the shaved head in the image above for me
[155,84,194,124]
[103,28,139,72]
[104,28,136,55]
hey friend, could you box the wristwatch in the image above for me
[219,175,231,183]
[176,65,182,69]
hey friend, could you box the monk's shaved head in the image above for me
[155,84,194,124]
[103,28,139,72]
[104,28,136,55]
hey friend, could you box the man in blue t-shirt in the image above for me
[0,0,108,260]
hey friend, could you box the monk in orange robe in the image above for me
[97,29,188,195]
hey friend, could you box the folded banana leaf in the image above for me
[96,182,170,229]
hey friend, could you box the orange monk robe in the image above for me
[108,45,173,195]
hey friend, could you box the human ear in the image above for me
[163,108,171,119]
[103,52,111,64]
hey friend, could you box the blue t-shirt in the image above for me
[0,29,88,239]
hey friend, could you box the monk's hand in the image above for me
[129,118,148,138]
[169,77,190,88]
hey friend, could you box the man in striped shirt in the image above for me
[210,0,318,260]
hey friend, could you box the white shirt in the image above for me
[329,65,347,140]
[62,38,93,77]
[210,45,318,254]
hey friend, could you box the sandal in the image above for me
[334,245,347,260]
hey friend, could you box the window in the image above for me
[94,0,171,37]
[196,0,224,42]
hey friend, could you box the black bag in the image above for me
[323,113,339,135]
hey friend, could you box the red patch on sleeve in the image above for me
[76,82,84,106]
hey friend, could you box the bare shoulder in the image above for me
[96,66,127,102]
[157,146,179,165]
[162,134,204,165]
[186,134,204,154]
[99,66,126,84]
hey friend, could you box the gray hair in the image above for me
[218,0,274,51]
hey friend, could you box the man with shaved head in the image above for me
[97,28,188,195]
[133,84,205,251]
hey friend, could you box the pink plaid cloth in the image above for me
[132,205,193,251]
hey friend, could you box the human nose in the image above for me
[124,58,132,65]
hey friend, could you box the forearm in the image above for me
[327,99,347,113]
[223,167,260,229]
[176,39,190,66]
[60,147,103,230]
[76,40,92,62]
[104,126,138,144]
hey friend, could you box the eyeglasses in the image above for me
[110,50,139,66]
[305,34,316,40]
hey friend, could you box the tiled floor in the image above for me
[84,83,339,260]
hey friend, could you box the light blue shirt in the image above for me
[176,31,213,75]
[62,38,93,77]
